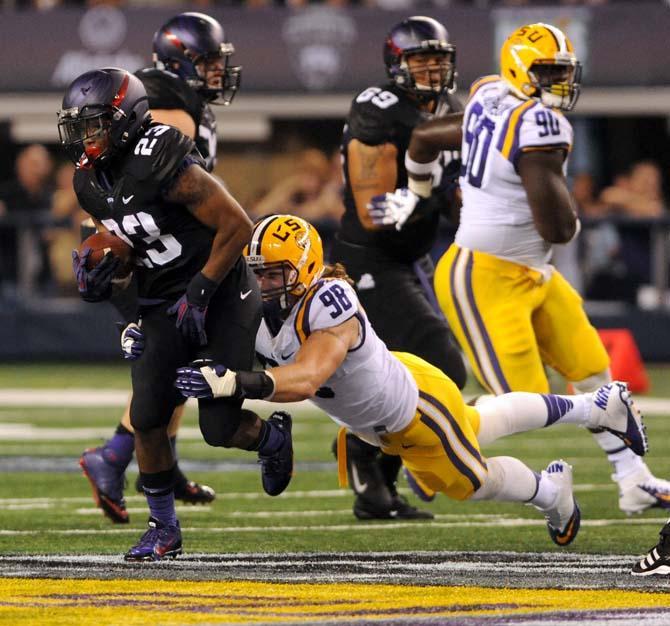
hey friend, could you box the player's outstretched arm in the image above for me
[518,149,578,244]
[408,112,464,163]
[175,316,360,402]
[367,112,464,229]
[269,316,359,401]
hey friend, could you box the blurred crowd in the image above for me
[1,0,647,11]
[0,139,667,305]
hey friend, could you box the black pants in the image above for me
[332,238,466,389]
[130,258,262,445]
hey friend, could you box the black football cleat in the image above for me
[632,521,670,576]
[353,493,434,520]
[175,480,216,505]
[136,474,216,505]
[258,411,293,496]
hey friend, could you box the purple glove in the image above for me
[175,360,228,399]
[72,248,120,302]
[167,272,218,346]
[120,322,145,360]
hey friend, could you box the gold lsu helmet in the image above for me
[244,214,324,307]
[500,23,581,111]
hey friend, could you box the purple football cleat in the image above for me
[124,517,182,562]
[79,446,129,524]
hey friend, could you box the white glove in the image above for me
[367,188,420,231]
[200,365,238,398]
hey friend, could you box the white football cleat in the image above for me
[618,466,670,515]
[534,459,581,546]
[588,381,648,456]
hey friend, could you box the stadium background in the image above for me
[0,1,669,362]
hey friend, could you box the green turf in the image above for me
[0,364,668,557]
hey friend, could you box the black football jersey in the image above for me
[74,123,215,301]
[135,68,218,172]
[340,83,462,263]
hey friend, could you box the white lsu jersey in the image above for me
[255,277,418,445]
[456,75,573,267]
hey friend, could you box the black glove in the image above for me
[167,272,218,346]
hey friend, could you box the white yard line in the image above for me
[0,484,620,507]
[0,517,668,536]
[2,389,669,414]
[0,391,667,442]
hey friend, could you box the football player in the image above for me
[78,12,240,523]
[370,23,670,513]
[62,68,292,561]
[332,16,467,521]
[172,214,649,549]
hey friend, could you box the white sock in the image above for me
[470,456,539,503]
[593,436,647,481]
[568,370,648,482]
[477,392,590,446]
[528,470,560,509]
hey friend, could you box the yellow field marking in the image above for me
[1,578,669,625]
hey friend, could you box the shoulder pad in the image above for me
[136,68,201,122]
[72,168,88,196]
[127,124,198,184]
[468,75,502,101]
[293,278,358,344]
[348,86,409,145]
[508,103,572,162]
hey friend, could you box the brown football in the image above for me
[79,231,134,278]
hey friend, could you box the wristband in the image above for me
[186,272,218,307]
[405,152,439,177]
[235,370,276,400]
[408,177,433,199]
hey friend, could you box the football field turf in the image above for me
[0,363,669,624]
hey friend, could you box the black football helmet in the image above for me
[57,68,150,168]
[153,12,241,105]
[383,16,456,99]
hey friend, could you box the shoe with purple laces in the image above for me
[79,446,129,524]
[124,517,182,562]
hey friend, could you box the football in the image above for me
[79,231,134,278]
